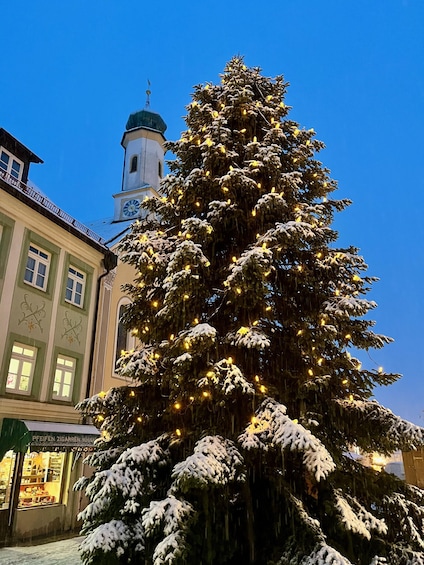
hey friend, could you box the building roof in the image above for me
[125,108,167,135]
[85,217,134,248]
[0,128,43,164]
[0,170,116,266]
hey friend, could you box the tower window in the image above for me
[130,155,138,173]
[158,161,162,177]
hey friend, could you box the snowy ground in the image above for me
[0,536,83,564]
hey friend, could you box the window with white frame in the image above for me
[65,266,85,307]
[24,244,50,291]
[0,148,23,181]
[115,301,136,369]
[52,354,75,401]
[6,343,37,395]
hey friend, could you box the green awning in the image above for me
[0,418,100,460]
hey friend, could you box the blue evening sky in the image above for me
[2,1,423,424]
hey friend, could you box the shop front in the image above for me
[0,418,99,544]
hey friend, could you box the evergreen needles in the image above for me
[77,57,424,565]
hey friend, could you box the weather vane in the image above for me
[146,79,151,108]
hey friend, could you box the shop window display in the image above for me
[0,451,16,509]
[19,451,65,507]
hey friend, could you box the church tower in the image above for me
[112,94,167,222]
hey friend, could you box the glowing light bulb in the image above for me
[237,326,249,335]
[308,369,314,376]
[252,209,256,217]
[254,375,260,382]
[176,428,182,436]
[236,287,242,294]
[152,301,159,308]
[174,402,181,410]
[260,385,267,393]
[202,391,210,398]
[345,334,351,340]
[297,330,303,336]
[193,318,199,325]
[137,416,142,423]
[292,419,298,425]
[227,357,233,364]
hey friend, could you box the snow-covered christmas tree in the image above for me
[76,58,424,565]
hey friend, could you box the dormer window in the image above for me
[0,148,23,181]
[130,155,138,173]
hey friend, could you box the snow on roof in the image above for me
[85,217,134,247]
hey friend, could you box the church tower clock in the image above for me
[113,93,167,222]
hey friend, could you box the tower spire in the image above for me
[145,80,151,108]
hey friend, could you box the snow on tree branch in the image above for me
[239,398,335,481]
[79,519,145,564]
[299,542,354,565]
[197,358,255,395]
[142,495,194,565]
[227,326,271,349]
[336,399,424,451]
[171,435,246,492]
[333,488,387,540]
[115,344,158,381]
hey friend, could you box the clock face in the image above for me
[122,198,141,218]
